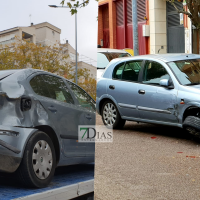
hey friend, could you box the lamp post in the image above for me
[132,0,139,56]
[49,5,78,85]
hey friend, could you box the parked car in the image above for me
[96,54,200,136]
[0,69,95,188]
[97,48,131,80]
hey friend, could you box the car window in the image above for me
[113,62,125,79]
[42,75,74,104]
[168,59,200,85]
[142,61,170,85]
[122,61,142,82]
[30,75,51,98]
[67,81,95,112]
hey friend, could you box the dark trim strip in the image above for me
[0,129,19,136]
[138,106,172,114]
[118,103,137,109]
[60,135,78,140]
[0,139,21,154]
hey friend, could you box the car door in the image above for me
[106,60,143,118]
[29,74,86,157]
[67,81,96,157]
[137,60,178,123]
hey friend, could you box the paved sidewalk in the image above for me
[95,114,200,200]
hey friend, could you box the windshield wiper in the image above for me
[185,83,200,86]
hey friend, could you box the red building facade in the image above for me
[98,0,150,55]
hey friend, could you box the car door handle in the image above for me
[85,114,92,120]
[109,85,115,90]
[48,106,57,112]
[138,89,145,95]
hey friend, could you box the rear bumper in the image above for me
[0,125,37,173]
[0,153,21,173]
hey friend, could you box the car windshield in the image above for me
[168,59,200,85]
[97,52,131,69]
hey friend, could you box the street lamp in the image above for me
[49,5,78,85]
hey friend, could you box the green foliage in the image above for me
[60,0,91,15]
[0,37,97,99]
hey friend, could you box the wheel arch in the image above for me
[34,125,60,165]
[182,106,200,122]
[99,97,120,115]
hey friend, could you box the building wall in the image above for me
[0,30,20,46]
[78,61,97,79]
[0,27,36,47]
[98,0,148,53]
[98,0,117,49]
[149,0,167,54]
[33,23,60,46]
[184,7,192,54]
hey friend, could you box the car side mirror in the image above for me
[159,79,174,89]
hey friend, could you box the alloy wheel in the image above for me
[103,103,117,126]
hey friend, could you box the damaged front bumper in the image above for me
[0,125,37,173]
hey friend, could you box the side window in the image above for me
[113,62,125,80]
[67,82,95,112]
[42,75,74,104]
[30,75,51,98]
[122,61,142,82]
[142,61,170,85]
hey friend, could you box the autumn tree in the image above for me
[81,77,97,99]
[0,37,96,99]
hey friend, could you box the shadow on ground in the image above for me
[123,121,199,143]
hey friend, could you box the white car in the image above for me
[97,48,131,80]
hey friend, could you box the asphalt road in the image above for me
[94,114,200,200]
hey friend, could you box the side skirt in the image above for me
[121,116,182,128]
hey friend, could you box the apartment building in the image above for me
[0,22,96,79]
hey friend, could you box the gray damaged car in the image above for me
[97,54,200,136]
[0,69,95,188]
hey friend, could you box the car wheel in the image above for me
[183,116,200,137]
[17,131,56,188]
[101,100,126,129]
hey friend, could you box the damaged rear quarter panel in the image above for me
[0,69,59,157]
[0,69,52,128]
[0,126,37,158]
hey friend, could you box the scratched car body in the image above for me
[0,69,95,188]
[97,54,200,135]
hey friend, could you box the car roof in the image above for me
[109,53,200,63]
[97,48,129,54]
[0,69,43,73]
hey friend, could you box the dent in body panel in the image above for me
[151,89,178,117]
[0,92,49,128]
[0,70,50,127]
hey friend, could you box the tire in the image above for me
[16,131,56,188]
[101,100,126,129]
[183,116,200,137]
